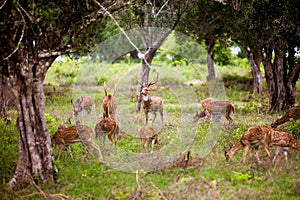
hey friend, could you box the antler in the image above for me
[103,83,108,96]
[147,72,159,87]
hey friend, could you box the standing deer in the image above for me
[94,117,120,146]
[139,125,159,153]
[193,98,235,123]
[71,96,94,125]
[141,73,164,124]
[271,105,300,128]
[51,125,102,160]
[102,84,117,119]
[225,126,300,164]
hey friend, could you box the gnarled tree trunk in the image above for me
[262,48,300,111]
[7,58,54,190]
[246,50,263,94]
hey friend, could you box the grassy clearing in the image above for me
[1,60,300,199]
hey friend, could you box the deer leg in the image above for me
[160,110,164,123]
[242,145,250,163]
[262,144,272,163]
[272,147,281,164]
[145,111,149,124]
[150,139,155,153]
[152,112,157,123]
[66,145,73,159]
[143,139,148,153]
[251,146,261,164]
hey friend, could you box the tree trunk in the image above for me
[245,49,263,94]
[136,49,156,112]
[8,59,54,190]
[205,38,216,81]
[262,48,299,111]
[262,49,277,107]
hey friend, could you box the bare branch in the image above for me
[154,0,169,18]
[0,0,7,10]
[4,7,25,60]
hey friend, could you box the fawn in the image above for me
[225,126,300,164]
[268,128,300,163]
[271,105,300,128]
[225,126,271,163]
[94,117,120,146]
[193,98,235,123]
[139,125,159,153]
[51,125,102,160]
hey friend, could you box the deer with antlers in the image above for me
[102,84,117,119]
[141,73,164,124]
[71,96,94,119]
[271,105,300,128]
[225,126,300,164]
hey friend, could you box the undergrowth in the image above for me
[1,60,300,199]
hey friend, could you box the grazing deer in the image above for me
[102,84,117,119]
[51,125,102,160]
[94,117,120,146]
[271,105,300,128]
[141,73,164,124]
[225,126,300,164]
[193,98,235,123]
[224,126,272,163]
[71,96,94,118]
[139,125,159,153]
[268,128,300,163]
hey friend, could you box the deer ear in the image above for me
[228,142,233,149]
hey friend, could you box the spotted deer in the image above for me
[71,96,94,118]
[102,84,117,119]
[139,125,159,153]
[94,117,120,146]
[225,126,272,163]
[193,98,235,123]
[271,105,300,128]
[51,125,102,160]
[141,73,164,124]
[225,126,300,164]
[268,128,300,163]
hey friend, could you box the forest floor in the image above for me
[1,61,300,199]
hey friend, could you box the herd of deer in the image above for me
[51,78,300,165]
[51,78,165,160]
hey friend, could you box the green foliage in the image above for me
[45,56,80,85]
[94,74,108,86]
[231,171,252,185]
[2,61,300,199]
[214,42,233,66]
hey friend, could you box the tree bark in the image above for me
[8,59,55,190]
[136,49,156,112]
[244,49,263,94]
[205,38,216,81]
[262,48,299,111]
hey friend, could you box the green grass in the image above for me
[1,60,300,199]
